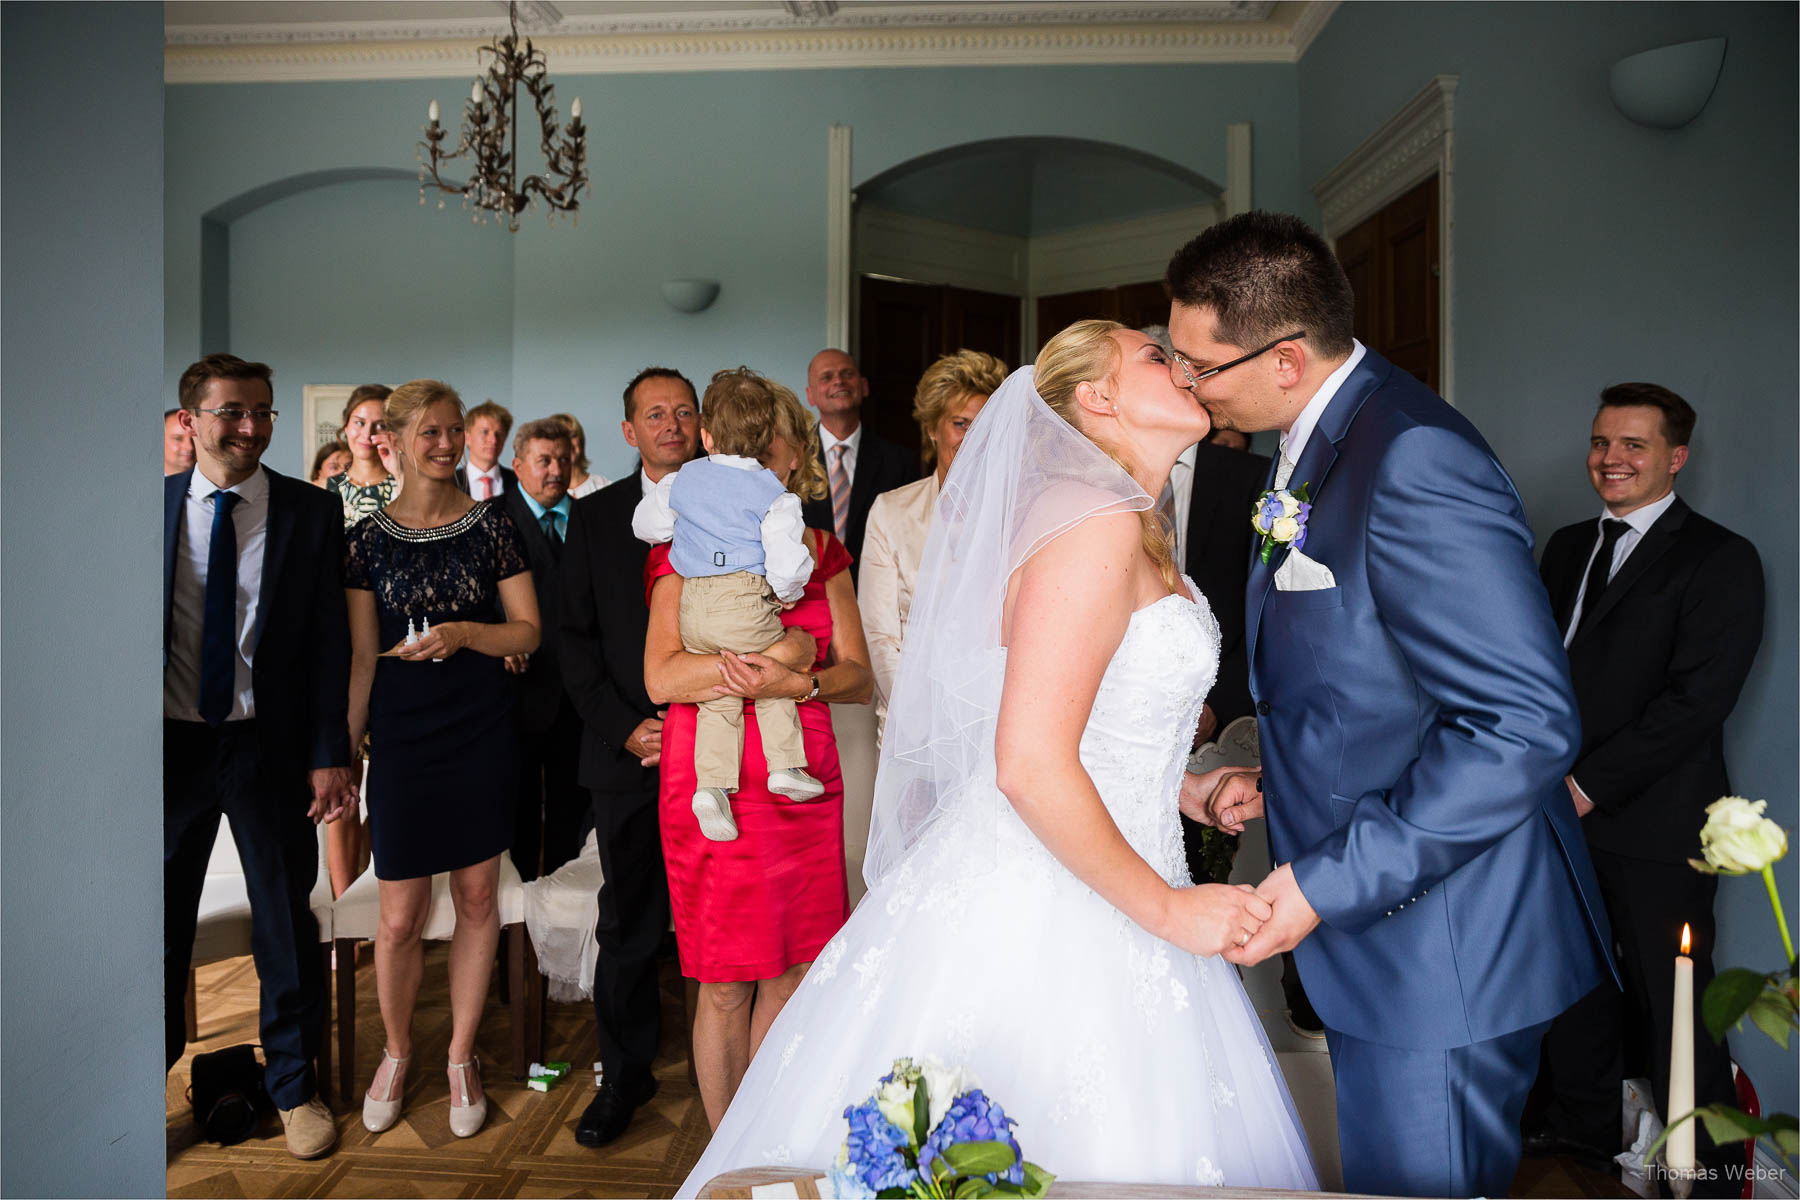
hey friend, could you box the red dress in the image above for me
[648,532,853,982]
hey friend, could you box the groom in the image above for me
[1168,213,1615,1199]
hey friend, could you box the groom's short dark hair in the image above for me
[1165,211,1356,359]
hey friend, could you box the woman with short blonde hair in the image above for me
[551,411,610,498]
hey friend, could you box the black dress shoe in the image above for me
[575,1073,658,1148]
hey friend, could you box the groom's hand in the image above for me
[1225,863,1319,966]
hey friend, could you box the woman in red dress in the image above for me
[644,378,875,1129]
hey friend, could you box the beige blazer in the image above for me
[858,472,939,737]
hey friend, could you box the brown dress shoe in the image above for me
[278,1095,338,1160]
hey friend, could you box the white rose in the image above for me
[1279,493,1302,518]
[875,1075,916,1135]
[918,1056,978,1133]
[1270,515,1300,543]
[1697,796,1789,874]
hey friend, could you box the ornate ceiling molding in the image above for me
[165,1,1336,83]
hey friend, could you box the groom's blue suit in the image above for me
[1250,349,1616,1198]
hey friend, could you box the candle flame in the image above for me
[1681,923,1692,955]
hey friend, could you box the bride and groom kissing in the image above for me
[680,212,1614,1199]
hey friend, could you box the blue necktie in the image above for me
[198,490,241,726]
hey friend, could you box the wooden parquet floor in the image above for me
[167,945,708,1198]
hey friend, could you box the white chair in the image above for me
[187,815,337,1100]
[328,847,541,1101]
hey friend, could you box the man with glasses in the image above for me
[164,353,359,1159]
[1166,213,1613,1199]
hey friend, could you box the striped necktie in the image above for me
[828,443,851,543]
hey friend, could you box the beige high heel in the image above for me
[447,1057,487,1138]
[362,1048,409,1133]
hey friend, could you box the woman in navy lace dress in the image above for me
[344,379,539,1141]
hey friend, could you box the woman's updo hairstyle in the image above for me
[383,379,464,470]
[1033,320,1179,594]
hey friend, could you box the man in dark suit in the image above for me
[164,354,358,1160]
[455,399,518,499]
[558,367,699,1147]
[502,418,585,880]
[1530,383,1764,1193]
[800,348,917,577]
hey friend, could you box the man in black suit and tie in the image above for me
[502,418,586,879]
[800,349,917,578]
[456,399,518,499]
[1529,383,1764,1193]
[559,367,700,1147]
[163,354,358,1160]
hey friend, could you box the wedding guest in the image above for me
[326,384,397,528]
[646,376,873,1130]
[457,400,516,499]
[860,349,1004,739]
[164,353,356,1160]
[558,366,700,1147]
[1530,384,1763,1192]
[164,407,196,475]
[501,418,586,878]
[800,348,917,578]
[1208,428,1252,453]
[323,383,394,897]
[552,411,610,499]
[310,440,350,487]
[345,379,540,1141]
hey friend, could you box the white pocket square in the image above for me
[1274,547,1337,591]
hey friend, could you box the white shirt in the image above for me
[164,466,269,722]
[1277,340,1369,478]
[466,462,505,498]
[568,474,609,499]
[1561,490,1679,647]
[819,422,862,487]
[1167,443,1198,569]
[631,454,814,602]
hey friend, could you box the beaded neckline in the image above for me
[371,501,488,543]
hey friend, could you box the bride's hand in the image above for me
[1160,883,1272,959]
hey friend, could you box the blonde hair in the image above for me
[701,368,782,458]
[1033,320,1179,594]
[384,379,465,474]
[913,349,1007,466]
[550,412,589,472]
[769,379,828,503]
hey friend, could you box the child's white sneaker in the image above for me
[692,788,739,841]
[767,768,826,802]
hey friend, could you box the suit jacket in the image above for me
[1181,441,1269,730]
[801,427,918,578]
[559,469,662,794]
[1249,349,1614,1050]
[1540,499,1764,864]
[501,487,573,733]
[456,462,518,499]
[163,466,353,780]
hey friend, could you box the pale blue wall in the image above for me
[167,64,1299,480]
[1300,1,1799,1119]
[2,4,167,1195]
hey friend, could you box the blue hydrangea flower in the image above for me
[840,1097,918,1193]
[918,1089,1025,1187]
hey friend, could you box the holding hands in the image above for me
[1178,764,1322,964]
[1165,883,1273,958]
[307,765,360,825]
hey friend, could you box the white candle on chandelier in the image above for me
[571,97,582,120]
[471,80,484,106]
[428,99,440,123]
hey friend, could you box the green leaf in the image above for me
[1773,1125,1798,1157]
[913,1078,931,1148]
[1020,1162,1056,1198]
[941,1141,1019,1177]
[952,1179,988,1200]
[1703,969,1769,1041]
[1747,991,1796,1049]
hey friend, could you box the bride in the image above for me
[678,320,1319,1194]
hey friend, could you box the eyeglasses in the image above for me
[196,407,280,424]
[1169,332,1306,388]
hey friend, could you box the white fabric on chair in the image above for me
[330,850,526,942]
[521,829,604,1002]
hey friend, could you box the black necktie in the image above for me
[540,510,563,563]
[1575,518,1630,635]
[198,490,241,725]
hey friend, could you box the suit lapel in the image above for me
[164,470,189,655]
[1571,498,1690,644]
[1546,531,1588,634]
[254,468,293,652]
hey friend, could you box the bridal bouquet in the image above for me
[829,1057,1054,1199]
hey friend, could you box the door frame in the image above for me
[1313,75,1457,403]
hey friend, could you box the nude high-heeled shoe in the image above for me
[447,1057,488,1138]
[362,1048,409,1133]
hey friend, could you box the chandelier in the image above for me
[418,2,587,231]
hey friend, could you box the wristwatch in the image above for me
[803,674,821,701]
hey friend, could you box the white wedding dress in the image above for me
[679,578,1319,1195]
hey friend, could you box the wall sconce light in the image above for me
[1609,37,1727,130]
[660,279,721,313]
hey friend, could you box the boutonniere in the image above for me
[1251,483,1311,563]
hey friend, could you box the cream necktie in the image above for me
[1274,445,1297,491]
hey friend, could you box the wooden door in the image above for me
[1033,279,1167,354]
[1336,176,1439,391]
[857,276,1022,466]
